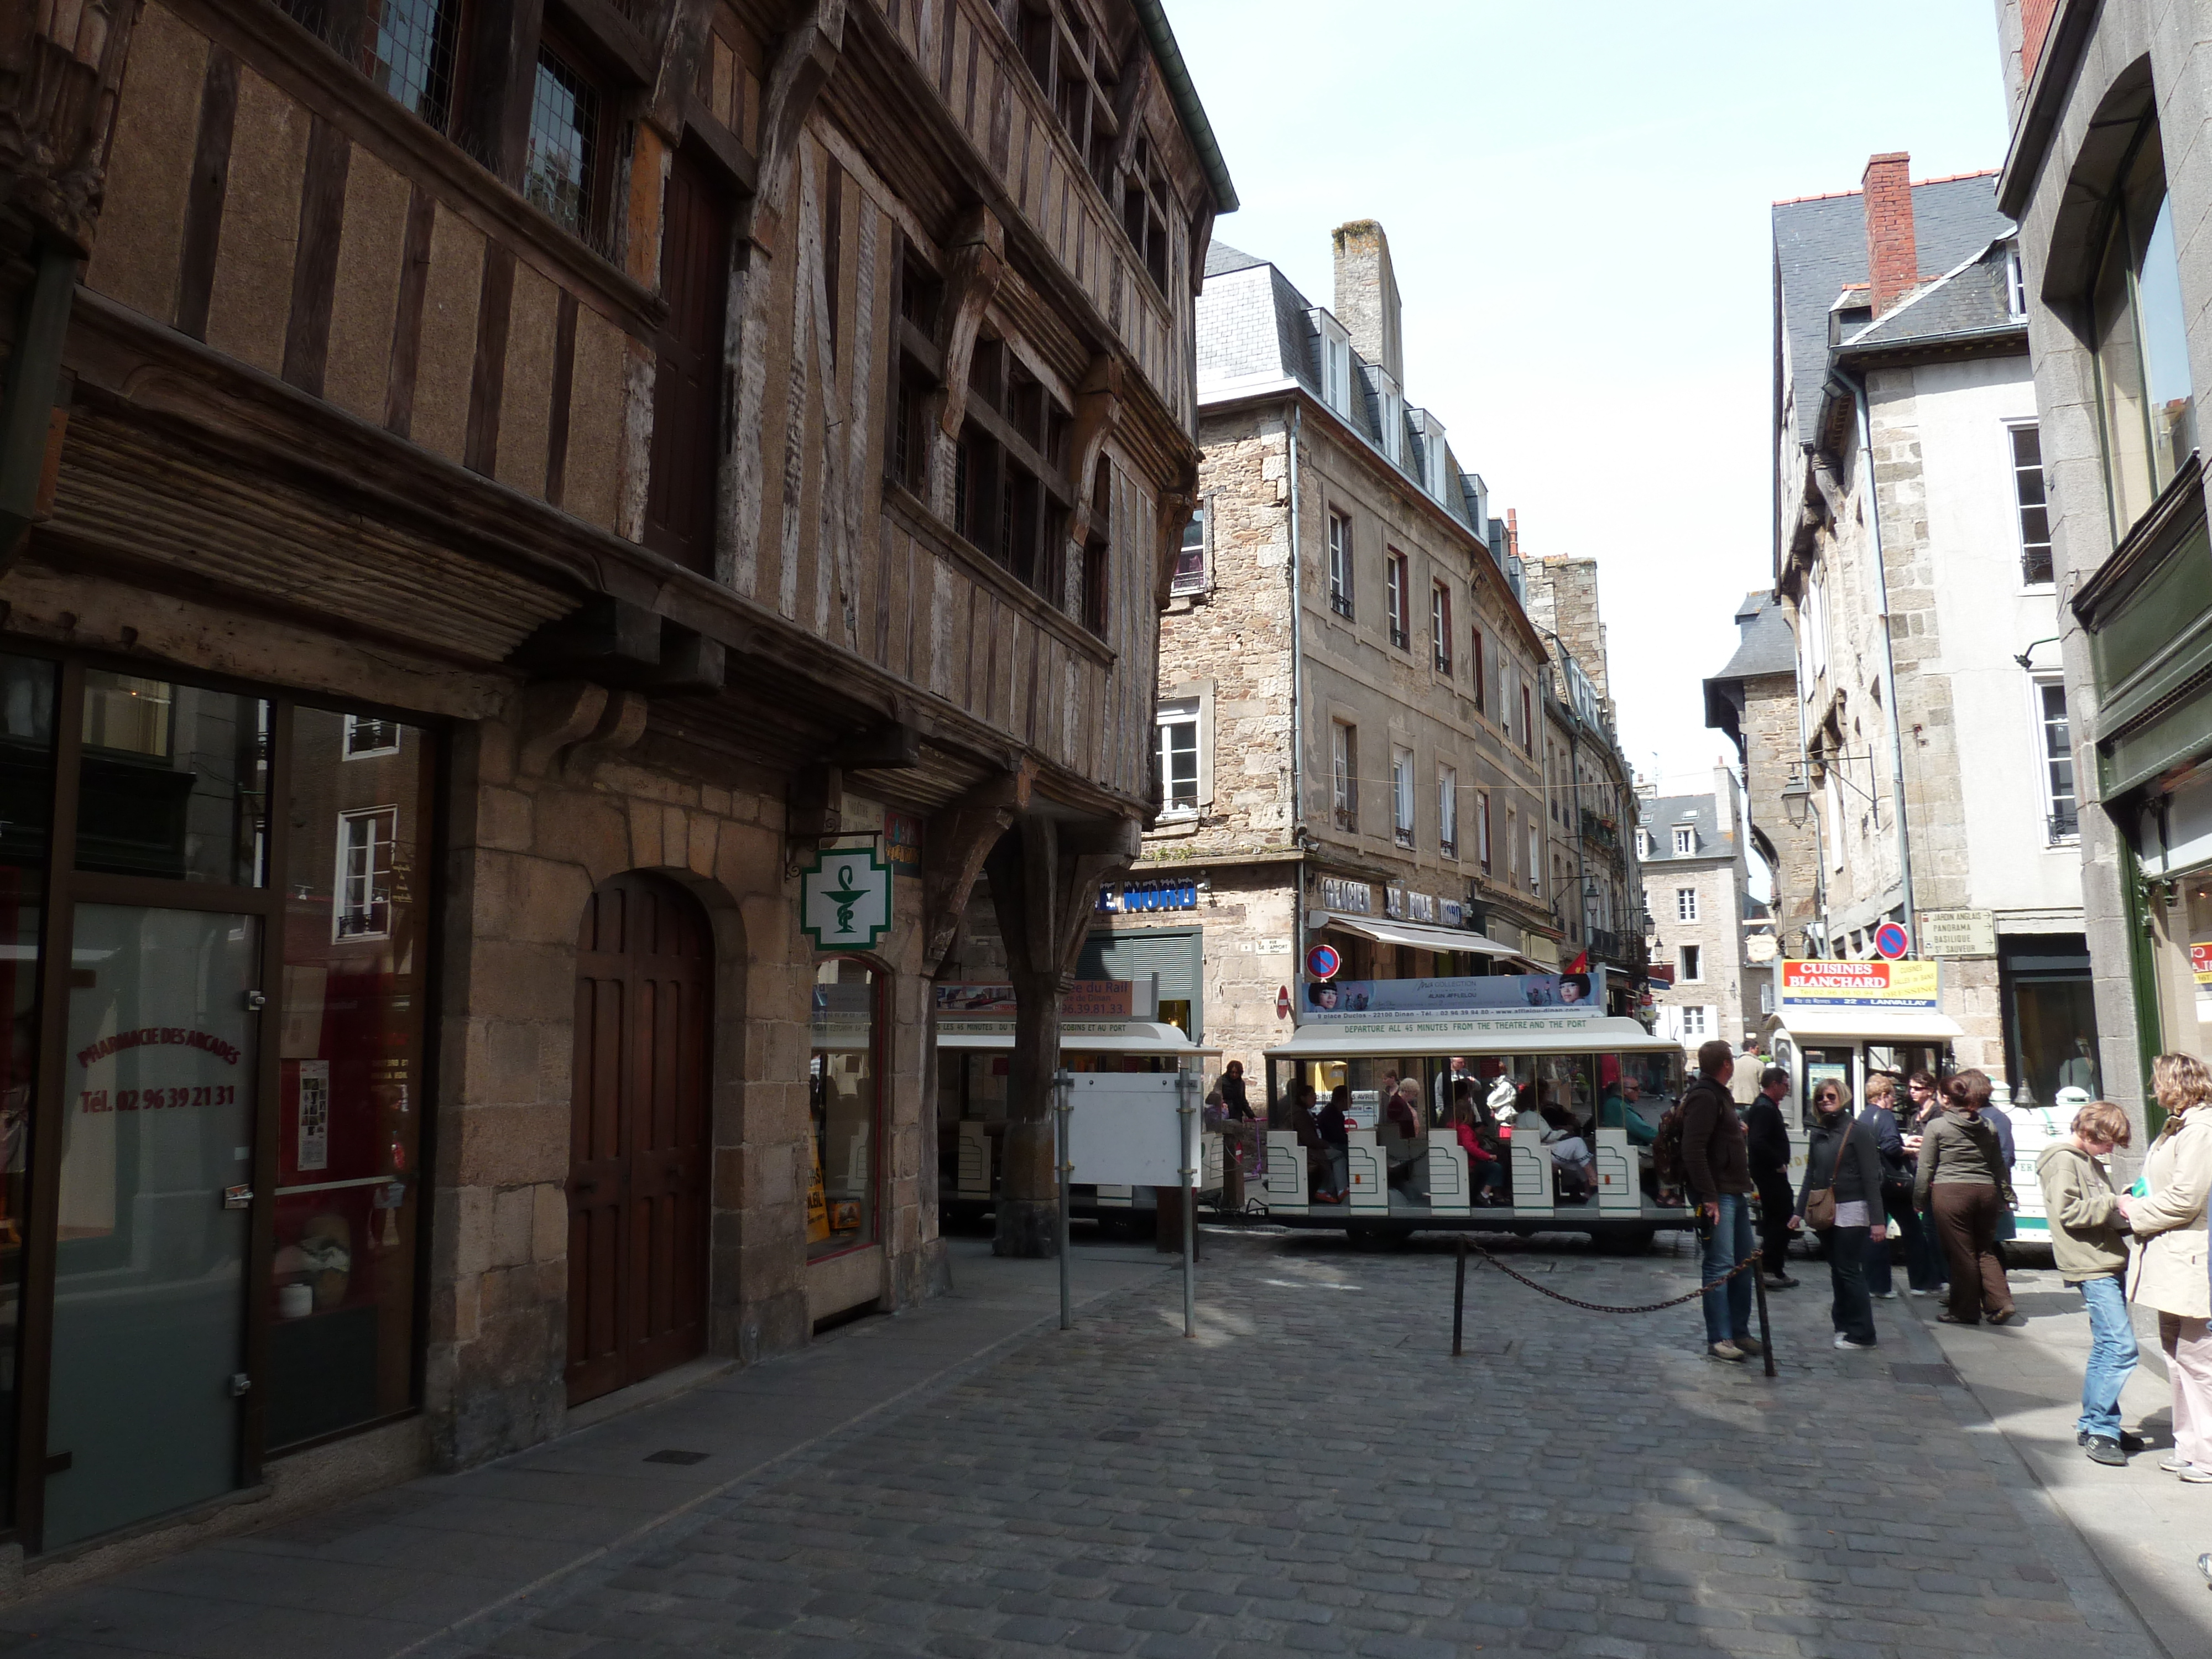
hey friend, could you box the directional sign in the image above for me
[1306,942,1341,980]
[1873,921,1910,961]
[799,844,893,952]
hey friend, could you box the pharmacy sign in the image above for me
[799,845,893,952]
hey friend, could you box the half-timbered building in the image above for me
[0,0,1228,1577]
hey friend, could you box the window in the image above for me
[1378,378,1403,463]
[1507,809,1519,882]
[1471,628,1486,713]
[343,714,401,758]
[1681,1004,1710,1039]
[2091,119,2198,539]
[1439,765,1458,856]
[2006,246,2028,320]
[810,959,881,1261]
[954,339,1077,612]
[1392,747,1415,847]
[364,0,462,127]
[523,40,603,240]
[1635,828,1650,859]
[1673,826,1694,855]
[2011,424,2053,585]
[1680,943,1703,983]
[1431,583,1452,673]
[1332,722,1357,831]
[336,807,398,939]
[1172,502,1207,596]
[1418,411,1449,498]
[1760,982,1776,1016]
[1520,684,1533,755]
[1319,318,1352,414]
[1328,512,1354,618]
[1386,552,1409,649]
[1082,457,1110,636]
[1120,139,1174,295]
[1477,790,1491,873]
[1527,823,1540,894]
[1157,698,1199,817]
[2037,677,2077,842]
[1807,568,1828,680]
[1676,885,1699,924]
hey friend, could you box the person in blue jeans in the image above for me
[1681,1038,1761,1362]
[2034,1100,2140,1464]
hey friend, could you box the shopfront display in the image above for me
[810,961,880,1260]
[0,651,436,1551]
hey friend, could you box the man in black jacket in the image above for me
[1743,1067,1798,1290]
[1681,1039,1762,1362]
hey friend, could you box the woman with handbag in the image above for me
[1912,1070,2017,1326]
[1797,1081,1887,1350]
[2126,1052,2212,1481]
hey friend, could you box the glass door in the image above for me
[44,905,257,1548]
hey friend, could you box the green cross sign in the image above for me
[799,845,893,952]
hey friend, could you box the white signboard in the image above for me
[1064,1073,1196,1188]
[1917,909,1997,958]
[799,845,892,951]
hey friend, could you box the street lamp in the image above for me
[1780,765,1813,828]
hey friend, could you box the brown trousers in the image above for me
[1929,1183,2013,1322]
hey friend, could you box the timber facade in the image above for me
[0,0,1227,1582]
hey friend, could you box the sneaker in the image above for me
[1708,1341,1747,1363]
[1834,1333,1876,1351]
[1907,1287,1934,1297]
[2083,1436,2128,1467]
[1872,1289,1900,1300]
[2161,1453,2190,1474]
[1732,1334,1765,1355]
[2180,1463,2212,1485]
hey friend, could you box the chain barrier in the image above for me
[1458,1237,1766,1315]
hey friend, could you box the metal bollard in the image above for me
[1452,1238,1467,1358]
[1055,1071,1073,1332]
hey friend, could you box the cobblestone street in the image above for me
[424,1230,2172,1659]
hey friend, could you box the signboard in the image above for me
[1276,985,1292,1020]
[799,844,892,951]
[1320,877,1373,914]
[1745,935,1777,964]
[1779,959,1939,1010]
[1873,921,1910,961]
[884,810,924,873]
[1300,971,1603,1023]
[935,981,1134,1017]
[1064,1073,1196,1187]
[2195,942,2212,986]
[1647,963,1676,987]
[1919,909,1997,958]
[1097,878,1198,913]
[1306,942,1341,980]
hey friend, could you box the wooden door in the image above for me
[644,144,733,573]
[566,873,712,1406]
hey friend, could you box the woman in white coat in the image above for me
[2127,1052,2212,1481]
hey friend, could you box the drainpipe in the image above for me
[1286,399,1305,984]
[1788,465,1829,957]
[1844,373,1917,939]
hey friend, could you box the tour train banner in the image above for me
[934,982,1136,1018]
[1297,972,1605,1024]
[1778,959,1940,1010]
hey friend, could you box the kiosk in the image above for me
[1260,972,1694,1245]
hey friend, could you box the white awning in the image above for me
[1319,912,1541,968]
[1774,1008,1966,1042]
[936,1018,1220,1057]
[1266,1014,1678,1060]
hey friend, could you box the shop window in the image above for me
[1328,512,1354,618]
[2091,119,2198,540]
[1157,699,1199,816]
[2011,424,2053,585]
[2036,677,2077,843]
[2008,972,2099,1108]
[268,708,432,1451]
[809,960,880,1260]
[76,672,268,886]
[524,40,604,241]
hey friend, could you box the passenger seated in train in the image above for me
[1595,1057,1657,1146]
[1451,1100,1509,1203]
[1380,1078,1428,1198]
[1314,1084,1350,1204]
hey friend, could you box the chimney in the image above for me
[1331,220,1403,383]
[1862,152,1919,317]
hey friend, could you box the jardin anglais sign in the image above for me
[1778,959,1939,1010]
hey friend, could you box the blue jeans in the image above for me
[1701,1193,1757,1347]
[1826,1225,1876,1344]
[2076,1272,2138,1441]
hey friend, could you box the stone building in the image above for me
[1114,221,1557,1081]
[1638,771,1757,1049]
[1765,149,2093,1104]
[1706,591,1817,957]
[1526,556,1644,1010]
[1991,0,2212,1139]
[0,0,1228,1578]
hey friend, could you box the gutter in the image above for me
[1287,398,1305,975]
[1129,0,1239,213]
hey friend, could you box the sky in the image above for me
[1169,0,2014,801]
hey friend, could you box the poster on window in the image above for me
[296,1060,329,1172]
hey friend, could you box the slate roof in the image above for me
[1636,793,1734,864]
[1773,173,2015,445]
[1194,244,1486,538]
[1712,591,1796,681]
[1840,238,2022,354]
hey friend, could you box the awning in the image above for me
[1319,912,1542,968]
[1266,1014,1679,1060]
[936,1018,1220,1057]
[1774,1008,1967,1042]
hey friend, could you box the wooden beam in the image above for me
[281,115,353,397]
[175,45,240,342]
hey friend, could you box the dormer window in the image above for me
[1419,412,1448,497]
[1317,316,1352,415]
[2005,246,2028,321]
[1673,826,1694,855]
[1376,374,1402,463]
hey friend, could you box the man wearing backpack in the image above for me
[1682,1038,1761,1362]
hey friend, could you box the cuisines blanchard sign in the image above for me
[1778,959,1939,1011]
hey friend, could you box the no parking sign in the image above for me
[1873,921,1911,961]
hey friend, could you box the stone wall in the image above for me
[1739,666,1819,952]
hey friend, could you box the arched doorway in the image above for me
[566,872,713,1406]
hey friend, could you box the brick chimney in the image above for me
[1863,152,1919,318]
[1331,220,1404,383]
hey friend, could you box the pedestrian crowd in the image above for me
[1681,1036,2212,1482]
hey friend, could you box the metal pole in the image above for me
[1750,1196,1776,1379]
[1177,1076,1197,1338]
[1056,1070,1073,1331]
[1452,1239,1467,1357]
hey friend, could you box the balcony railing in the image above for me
[1434,649,1452,674]
[2049,802,2079,843]
[1394,825,1415,849]
[1389,623,1409,650]
[1331,592,1354,619]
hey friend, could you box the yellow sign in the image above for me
[805,1136,829,1243]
